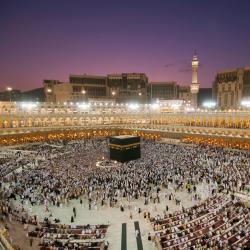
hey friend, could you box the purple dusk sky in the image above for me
[0,0,250,91]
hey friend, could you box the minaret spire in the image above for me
[190,51,200,107]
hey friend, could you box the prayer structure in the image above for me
[109,135,141,162]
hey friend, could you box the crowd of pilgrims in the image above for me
[151,194,250,249]
[0,138,250,249]
[1,138,250,212]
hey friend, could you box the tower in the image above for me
[190,52,199,107]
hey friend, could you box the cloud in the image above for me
[164,63,174,68]
[178,68,192,73]
[178,62,204,73]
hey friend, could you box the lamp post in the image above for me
[150,83,152,103]
[138,92,142,103]
[6,87,12,102]
[46,88,52,102]
[81,89,86,101]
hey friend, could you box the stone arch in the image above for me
[65,117,72,126]
[97,117,103,125]
[51,117,58,126]
[78,117,85,126]
[72,117,79,126]
[27,117,33,127]
[3,120,9,128]
[11,120,19,128]
[42,117,50,126]
[58,117,65,126]
[103,116,110,125]
[91,117,97,125]
[34,118,42,127]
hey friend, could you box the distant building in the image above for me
[70,74,107,99]
[0,88,45,102]
[43,80,61,102]
[0,89,21,102]
[147,82,178,101]
[178,86,192,103]
[43,73,195,104]
[107,73,148,102]
[43,75,107,102]
[21,88,45,102]
[42,53,199,104]
[213,66,250,109]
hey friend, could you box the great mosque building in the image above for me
[0,100,249,150]
[0,53,249,149]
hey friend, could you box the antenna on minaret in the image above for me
[193,50,198,60]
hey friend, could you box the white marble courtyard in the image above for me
[11,182,212,250]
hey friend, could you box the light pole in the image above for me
[82,89,86,101]
[138,92,142,103]
[6,87,12,102]
[46,88,52,102]
[150,83,152,103]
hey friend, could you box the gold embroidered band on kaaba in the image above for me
[109,142,140,150]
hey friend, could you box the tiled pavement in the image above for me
[10,181,211,250]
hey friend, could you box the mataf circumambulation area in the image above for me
[0,121,250,250]
[0,104,250,250]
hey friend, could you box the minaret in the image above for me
[190,51,199,107]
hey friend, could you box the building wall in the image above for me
[21,88,45,102]
[0,90,22,102]
[44,73,149,103]
[69,74,106,86]
[107,73,148,101]
[213,67,250,109]
[178,86,192,103]
[69,74,107,100]
[43,79,61,102]
[242,69,250,98]
[53,83,72,102]
[43,75,107,102]
[147,82,177,100]
[43,73,196,104]
[52,83,107,102]
[0,102,249,143]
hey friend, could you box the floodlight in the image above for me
[77,102,90,109]
[128,103,139,110]
[20,102,38,109]
[203,101,216,108]
[241,100,250,107]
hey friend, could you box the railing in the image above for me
[154,236,163,250]
[0,230,15,250]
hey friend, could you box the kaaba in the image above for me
[109,135,141,163]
